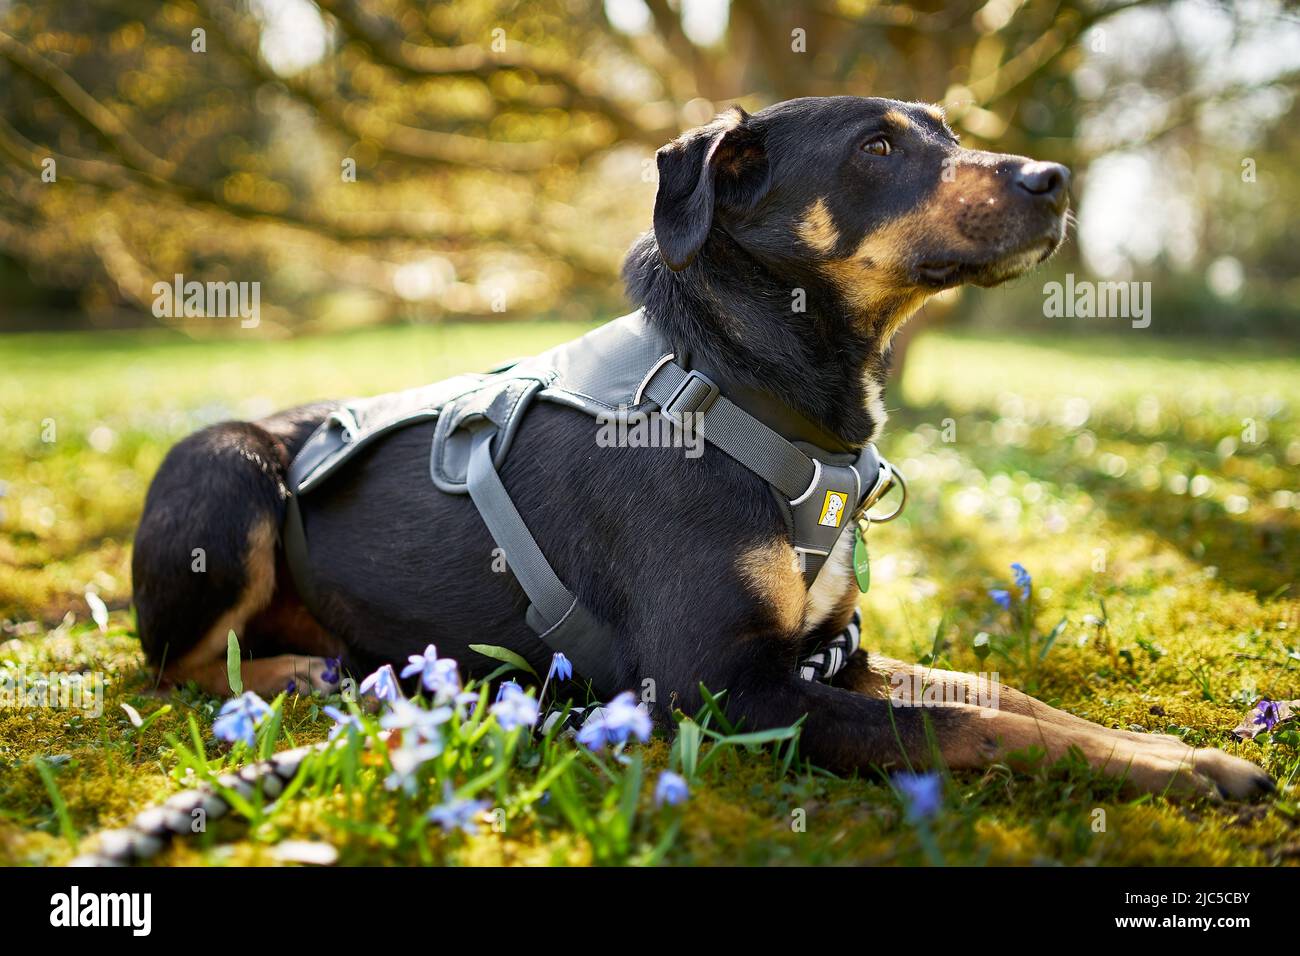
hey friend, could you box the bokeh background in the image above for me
[1,0,1298,336]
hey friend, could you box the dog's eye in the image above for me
[862,136,892,157]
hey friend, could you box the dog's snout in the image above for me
[1013,161,1070,211]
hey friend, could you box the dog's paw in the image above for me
[1120,751,1224,800]
[280,655,341,696]
[1108,727,1272,800]
[1121,744,1273,801]
[1185,747,1275,801]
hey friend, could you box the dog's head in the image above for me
[650,95,1070,346]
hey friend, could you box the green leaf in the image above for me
[1038,617,1068,662]
[136,703,172,734]
[186,713,209,774]
[226,630,243,695]
[259,695,285,761]
[928,613,947,668]
[638,818,682,866]
[33,757,77,849]
[617,753,643,829]
[675,718,702,779]
[696,684,736,735]
[697,720,804,776]
[515,750,579,806]
[719,725,802,747]
[468,644,539,681]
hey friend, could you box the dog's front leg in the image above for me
[825,653,1272,799]
[638,531,1269,800]
[833,652,1185,741]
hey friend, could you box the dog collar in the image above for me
[636,357,906,584]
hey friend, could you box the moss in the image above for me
[2,324,1297,865]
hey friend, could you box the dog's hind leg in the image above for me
[133,416,343,698]
[158,517,341,697]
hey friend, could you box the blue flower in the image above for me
[894,771,943,822]
[376,699,449,791]
[379,698,452,742]
[322,704,363,741]
[453,688,482,716]
[383,737,442,794]
[212,691,271,746]
[427,794,491,834]
[359,663,400,702]
[654,770,689,807]
[400,644,462,703]
[989,588,1013,611]
[321,657,341,685]
[1253,699,1281,732]
[576,720,607,750]
[490,681,539,731]
[548,652,573,683]
[576,691,653,751]
[1011,562,1032,601]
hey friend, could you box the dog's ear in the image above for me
[653,107,769,271]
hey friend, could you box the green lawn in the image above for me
[1,321,1298,865]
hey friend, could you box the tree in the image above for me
[0,0,1295,333]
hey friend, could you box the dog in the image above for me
[132,96,1272,800]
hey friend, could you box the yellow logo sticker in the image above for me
[818,490,848,528]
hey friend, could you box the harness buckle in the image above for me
[660,369,719,428]
[327,409,359,445]
[858,459,907,523]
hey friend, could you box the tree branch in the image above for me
[972,0,1167,109]
[311,0,671,146]
[0,28,175,180]
[191,0,618,172]
[0,112,616,284]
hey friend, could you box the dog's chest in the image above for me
[801,529,856,635]
[795,375,886,634]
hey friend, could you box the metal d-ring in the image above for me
[863,461,907,523]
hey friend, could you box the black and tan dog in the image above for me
[133,96,1271,800]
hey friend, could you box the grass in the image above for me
[1,319,1298,866]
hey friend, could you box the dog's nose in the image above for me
[1013,161,1070,212]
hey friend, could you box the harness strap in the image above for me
[282,495,317,613]
[639,359,899,585]
[465,428,574,628]
[464,427,620,692]
[282,415,355,617]
[640,363,817,502]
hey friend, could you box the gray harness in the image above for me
[283,310,904,693]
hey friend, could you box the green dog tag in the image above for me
[853,524,871,593]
